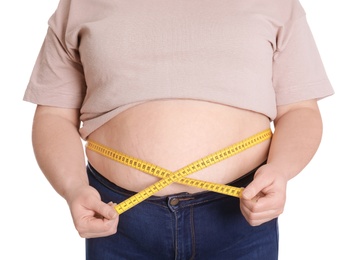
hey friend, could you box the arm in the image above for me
[240,99,323,226]
[32,105,118,237]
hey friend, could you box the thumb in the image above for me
[107,201,118,219]
[94,201,118,220]
[241,173,267,200]
[242,182,259,200]
[242,164,271,200]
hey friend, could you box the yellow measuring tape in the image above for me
[86,128,272,214]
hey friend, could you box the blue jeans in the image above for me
[86,163,278,260]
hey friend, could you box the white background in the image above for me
[1,0,347,259]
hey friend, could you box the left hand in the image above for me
[240,163,288,226]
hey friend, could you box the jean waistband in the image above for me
[87,161,265,204]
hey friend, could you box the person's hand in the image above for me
[66,185,119,238]
[240,163,287,226]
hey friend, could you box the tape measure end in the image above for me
[237,187,245,198]
[114,205,123,215]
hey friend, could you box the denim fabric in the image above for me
[86,163,278,260]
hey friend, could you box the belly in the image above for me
[86,99,271,195]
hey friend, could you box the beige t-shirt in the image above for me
[24,0,334,140]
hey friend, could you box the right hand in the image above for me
[66,185,119,238]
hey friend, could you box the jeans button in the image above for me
[169,198,179,206]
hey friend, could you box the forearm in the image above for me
[268,101,323,181]
[240,100,324,225]
[32,107,88,201]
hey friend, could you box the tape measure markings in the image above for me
[87,143,243,196]
[86,128,272,214]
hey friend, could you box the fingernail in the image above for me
[109,210,117,219]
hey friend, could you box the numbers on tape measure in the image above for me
[86,128,272,214]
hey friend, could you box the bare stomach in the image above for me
[86,99,271,196]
